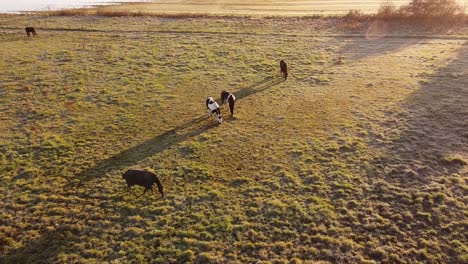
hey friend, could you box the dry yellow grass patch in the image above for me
[92,0,414,16]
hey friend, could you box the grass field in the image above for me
[93,0,415,16]
[51,0,468,16]
[0,14,467,263]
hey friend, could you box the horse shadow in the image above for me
[233,76,283,100]
[72,76,283,186]
[5,76,285,262]
[72,116,215,186]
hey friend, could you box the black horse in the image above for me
[280,60,288,80]
[122,169,164,198]
[25,27,37,37]
[220,90,236,117]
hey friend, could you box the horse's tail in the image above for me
[153,175,164,198]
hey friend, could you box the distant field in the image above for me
[0,14,467,263]
[96,0,413,15]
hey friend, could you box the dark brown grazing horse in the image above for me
[221,90,236,117]
[25,27,37,37]
[280,60,288,80]
[122,169,164,198]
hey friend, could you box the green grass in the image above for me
[0,15,467,263]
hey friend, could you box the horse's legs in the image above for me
[229,99,235,117]
[137,188,147,197]
[127,184,133,193]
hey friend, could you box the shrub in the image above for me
[345,9,366,20]
[399,0,465,18]
[96,10,148,17]
[51,9,89,16]
[377,0,398,18]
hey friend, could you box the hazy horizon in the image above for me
[0,0,466,14]
[0,0,153,13]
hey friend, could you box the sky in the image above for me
[0,0,152,12]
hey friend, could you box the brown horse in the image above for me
[122,169,164,198]
[280,60,288,80]
[25,27,37,37]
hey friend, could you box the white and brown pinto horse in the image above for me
[206,97,223,124]
[220,91,236,117]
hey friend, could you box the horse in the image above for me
[206,96,223,124]
[25,27,37,37]
[122,169,164,198]
[221,90,236,117]
[280,60,288,80]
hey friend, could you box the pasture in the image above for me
[0,14,467,263]
[85,0,415,16]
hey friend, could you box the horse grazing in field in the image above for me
[220,90,236,117]
[206,96,223,124]
[122,169,164,198]
[25,27,37,37]
[280,60,288,80]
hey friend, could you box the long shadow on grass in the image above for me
[233,76,283,99]
[73,76,282,185]
[0,196,160,263]
[0,76,282,262]
[0,229,74,263]
[376,43,468,185]
[359,43,468,262]
[334,21,460,62]
[338,35,423,62]
[73,116,215,184]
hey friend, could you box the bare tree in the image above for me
[378,0,397,18]
[400,0,464,18]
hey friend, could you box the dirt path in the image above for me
[2,26,468,40]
